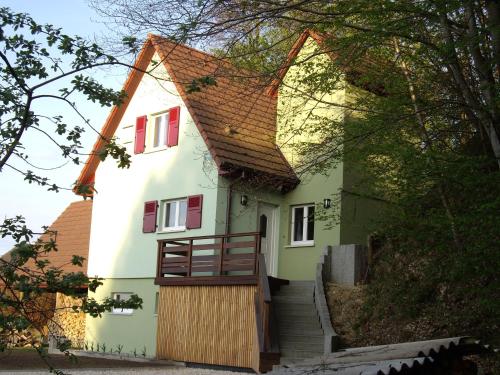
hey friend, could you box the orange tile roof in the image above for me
[76,35,298,195]
[2,201,92,276]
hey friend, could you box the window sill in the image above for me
[144,147,169,154]
[285,242,315,248]
[110,311,133,316]
[157,228,186,234]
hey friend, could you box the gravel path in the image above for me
[0,367,245,375]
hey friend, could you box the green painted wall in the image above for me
[274,37,346,280]
[85,278,159,357]
[339,83,385,244]
[278,173,342,280]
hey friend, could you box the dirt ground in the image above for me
[0,348,172,370]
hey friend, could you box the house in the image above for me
[75,30,381,371]
[0,200,92,348]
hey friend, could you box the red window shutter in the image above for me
[134,115,147,154]
[167,106,180,147]
[142,200,158,233]
[186,195,203,229]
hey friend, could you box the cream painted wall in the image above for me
[87,53,221,279]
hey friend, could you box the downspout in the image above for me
[225,171,245,235]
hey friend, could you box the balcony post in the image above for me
[254,233,261,274]
[187,239,193,277]
[218,236,225,275]
[156,240,163,278]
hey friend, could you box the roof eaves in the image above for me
[74,40,156,196]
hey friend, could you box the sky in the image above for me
[0,1,126,254]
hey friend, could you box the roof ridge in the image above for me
[147,34,268,82]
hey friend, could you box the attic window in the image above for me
[153,112,169,148]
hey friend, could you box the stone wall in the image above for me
[330,244,368,285]
[48,292,86,349]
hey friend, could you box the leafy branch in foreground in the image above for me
[0,6,136,192]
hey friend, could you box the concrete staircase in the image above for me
[274,281,324,365]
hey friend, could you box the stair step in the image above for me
[278,321,321,329]
[277,284,314,293]
[280,341,324,351]
[276,310,318,319]
[274,296,315,304]
[276,306,317,316]
[277,314,320,323]
[275,289,314,297]
[275,285,314,293]
[279,328,324,336]
[280,332,324,342]
[280,349,323,359]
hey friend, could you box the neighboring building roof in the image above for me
[271,336,496,375]
[76,35,299,195]
[2,200,92,276]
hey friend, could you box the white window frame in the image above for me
[291,204,315,246]
[111,292,134,315]
[151,111,169,149]
[161,199,187,232]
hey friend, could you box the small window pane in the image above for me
[165,202,176,228]
[307,206,315,241]
[154,117,161,147]
[260,215,268,238]
[153,113,169,147]
[178,200,187,226]
[112,292,133,314]
[293,207,304,242]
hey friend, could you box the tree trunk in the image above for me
[439,11,500,169]
[393,38,463,251]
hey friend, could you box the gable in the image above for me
[276,36,347,169]
[76,36,298,196]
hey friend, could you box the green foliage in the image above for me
[115,344,123,354]
[0,6,132,192]
[211,27,295,73]
[186,76,218,94]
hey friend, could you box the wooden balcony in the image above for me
[154,232,261,286]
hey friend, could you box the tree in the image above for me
[92,0,500,359]
[0,6,134,194]
[90,1,500,169]
[0,7,144,370]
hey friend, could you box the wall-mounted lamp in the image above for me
[240,194,248,206]
[323,198,332,209]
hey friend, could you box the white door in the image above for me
[257,202,279,277]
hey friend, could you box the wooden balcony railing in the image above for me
[154,232,261,286]
[254,254,282,372]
